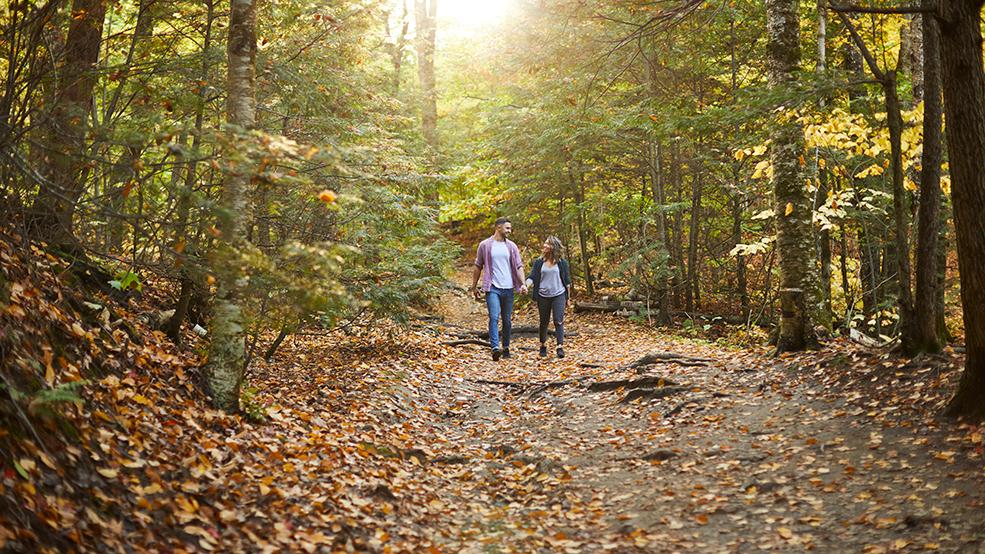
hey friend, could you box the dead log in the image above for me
[849,327,883,348]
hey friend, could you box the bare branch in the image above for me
[828,3,934,14]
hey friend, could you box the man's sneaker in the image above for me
[556,347,565,358]
[502,348,511,359]
[492,348,501,361]
[539,345,548,358]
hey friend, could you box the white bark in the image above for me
[206,0,256,411]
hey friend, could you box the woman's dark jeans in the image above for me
[537,294,566,346]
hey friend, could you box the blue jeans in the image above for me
[485,287,514,350]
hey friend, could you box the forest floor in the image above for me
[3,241,984,552]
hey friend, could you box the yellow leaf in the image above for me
[132,394,152,406]
[97,468,119,478]
[778,527,793,539]
[818,157,826,169]
[43,350,55,386]
[784,203,794,216]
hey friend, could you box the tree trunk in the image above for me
[912,2,945,353]
[414,0,437,151]
[206,0,256,412]
[766,0,816,352]
[837,11,914,349]
[573,168,595,295]
[885,76,916,351]
[670,141,685,309]
[939,0,985,420]
[687,159,701,311]
[104,0,156,254]
[387,0,410,94]
[731,13,749,318]
[647,141,671,322]
[733,193,749,317]
[166,0,215,344]
[858,222,881,336]
[840,215,852,326]
[909,15,925,104]
[30,0,106,250]
[815,168,833,329]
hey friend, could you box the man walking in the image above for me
[472,217,526,360]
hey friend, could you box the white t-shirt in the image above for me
[490,240,513,289]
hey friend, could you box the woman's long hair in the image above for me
[545,236,564,263]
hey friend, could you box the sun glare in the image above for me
[440,0,514,34]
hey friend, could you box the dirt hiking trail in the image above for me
[399,269,985,552]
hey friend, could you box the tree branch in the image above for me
[832,6,887,82]
[828,3,934,14]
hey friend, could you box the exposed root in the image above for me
[442,338,492,348]
[588,376,680,392]
[624,352,713,372]
[619,386,689,404]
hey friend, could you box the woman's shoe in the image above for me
[556,347,565,358]
[539,345,548,357]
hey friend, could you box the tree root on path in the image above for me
[442,338,492,348]
[624,352,713,372]
[526,378,591,398]
[619,386,689,403]
[588,376,681,392]
[467,377,590,397]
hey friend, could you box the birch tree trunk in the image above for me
[766,0,816,352]
[206,0,256,412]
[939,0,985,420]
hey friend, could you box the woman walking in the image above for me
[526,236,573,358]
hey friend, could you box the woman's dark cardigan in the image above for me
[527,258,572,301]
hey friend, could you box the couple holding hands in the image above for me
[470,217,572,361]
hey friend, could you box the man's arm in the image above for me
[472,265,482,291]
[513,245,527,293]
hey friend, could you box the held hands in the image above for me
[520,285,528,294]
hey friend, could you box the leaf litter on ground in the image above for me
[1,244,983,552]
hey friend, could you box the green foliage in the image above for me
[1,380,88,420]
[239,385,267,423]
[109,270,142,292]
